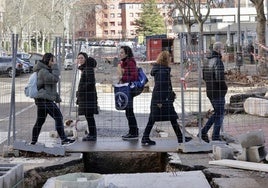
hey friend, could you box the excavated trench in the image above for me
[24,152,221,187]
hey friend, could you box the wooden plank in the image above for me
[209,159,268,172]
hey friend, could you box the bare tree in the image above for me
[172,0,212,58]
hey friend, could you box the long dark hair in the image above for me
[41,53,54,65]
[77,52,88,60]
[120,46,134,58]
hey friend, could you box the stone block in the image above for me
[234,148,247,161]
[244,97,268,117]
[213,145,234,160]
[247,145,266,162]
[237,129,265,148]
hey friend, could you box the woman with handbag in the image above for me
[117,45,139,140]
[141,51,192,145]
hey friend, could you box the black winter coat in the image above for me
[76,57,98,115]
[149,64,178,122]
[203,51,228,100]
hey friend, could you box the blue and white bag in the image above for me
[130,67,148,97]
[113,83,131,110]
[24,72,38,98]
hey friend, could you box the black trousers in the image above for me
[32,99,67,142]
[143,116,182,138]
[125,107,138,135]
[85,114,97,136]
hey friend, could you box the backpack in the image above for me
[24,72,38,98]
[129,67,148,97]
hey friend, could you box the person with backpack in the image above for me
[76,52,99,141]
[199,41,228,142]
[141,51,192,145]
[117,45,139,140]
[30,53,75,145]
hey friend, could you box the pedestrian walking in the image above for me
[247,42,255,64]
[141,51,192,145]
[76,52,99,141]
[30,53,75,145]
[117,46,139,140]
[199,41,228,142]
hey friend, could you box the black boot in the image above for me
[82,134,97,141]
[141,136,156,146]
[197,133,210,143]
[178,136,192,143]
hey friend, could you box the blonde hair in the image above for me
[156,50,171,66]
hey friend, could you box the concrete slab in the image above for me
[212,178,261,188]
[177,139,212,153]
[43,171,210,188]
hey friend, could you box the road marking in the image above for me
[0,132,13,144]
[0,103,35,122]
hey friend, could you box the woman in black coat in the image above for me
[76,52,98,141]
[141,51,192,145]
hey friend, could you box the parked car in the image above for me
[16,52,30,61]
[64,53,74,70]
[0,57,23,77]
[17,57,33,73]
[28,52,43,65]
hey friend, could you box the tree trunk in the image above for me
[251,0,268,76]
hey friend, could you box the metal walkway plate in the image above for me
[65,137,182,153]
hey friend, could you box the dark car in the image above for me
[0,57,23,77]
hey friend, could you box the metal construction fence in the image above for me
[0,35,268,152]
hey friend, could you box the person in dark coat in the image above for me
[141,51,192,145]
[76,52,98,141]
[247,42,254,64]
[117,46,139,140]
[31,53,75,145]
[200,41,228,142]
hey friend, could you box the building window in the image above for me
[104,14,108,18]
[118,22,122,26]
[110,13,115,18]
[111,30,115,35]
[117,13,121,18]
[129,4,133,9]
[130,13,133,17]
[110,4,115,9]
[104,22,108,27]
[110,22,115,26]
[104,30,108,35]
[135,13,140,17]
[104,4,108,9]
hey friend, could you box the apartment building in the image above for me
[74,0,267,44]
[74,0,174,41]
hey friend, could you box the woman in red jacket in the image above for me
[117,46,139,140]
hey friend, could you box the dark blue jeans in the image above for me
[201,97,225,140]
[32,98,67,142]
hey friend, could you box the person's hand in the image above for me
[117,64,124,77]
